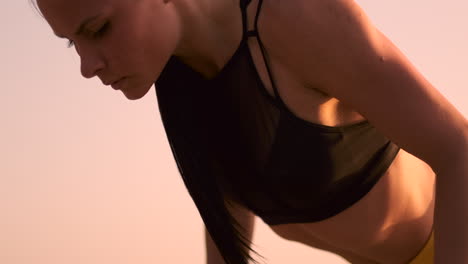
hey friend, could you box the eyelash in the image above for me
[67,40,75,48]
[66,22,109,48]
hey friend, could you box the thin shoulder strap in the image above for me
[241,0,258,39]
[240,0,252,41]
[250,0,288,108]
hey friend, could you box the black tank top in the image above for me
[155,0,400,225]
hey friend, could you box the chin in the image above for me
[122,82,154,101]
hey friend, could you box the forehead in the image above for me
[37,0,115,35]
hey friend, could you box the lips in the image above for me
[100,76,119,86]
[110,78,122,85]
[102,79,117,86]
[111,77,126,90]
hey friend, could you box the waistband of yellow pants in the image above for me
[407,230,434,264]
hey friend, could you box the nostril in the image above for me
[80,57,105,79]
[80,66,93,79]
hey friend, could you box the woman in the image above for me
[32,0,467,263]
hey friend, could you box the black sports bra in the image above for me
[155,0,400,225]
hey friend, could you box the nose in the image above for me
[79,48,105,79]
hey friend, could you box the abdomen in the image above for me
[268,149,436,263]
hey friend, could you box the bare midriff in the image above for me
[268,149,435,264]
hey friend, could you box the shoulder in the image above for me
[259,0,381,90]
[259,0,467,168]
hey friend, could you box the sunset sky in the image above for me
[2,1,467,263]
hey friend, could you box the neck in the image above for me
[173,0,243,78]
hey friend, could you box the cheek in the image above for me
[108,4,181,79]
[109,29,173,80]
[135,17,180,77]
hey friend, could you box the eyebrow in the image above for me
[54,14,101,39]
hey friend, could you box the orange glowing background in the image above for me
[1,1,466,263]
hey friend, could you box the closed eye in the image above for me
[93,22,110,38]
[65,22,109,49]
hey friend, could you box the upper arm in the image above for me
[272,0,467,171]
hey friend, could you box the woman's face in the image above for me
[37,0,182,100]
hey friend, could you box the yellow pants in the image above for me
[408,231,434,264]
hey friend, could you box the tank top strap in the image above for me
[248,0,289,109]
[239,0,288,108]
[240,0,252,41]
[240,0,263,40]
